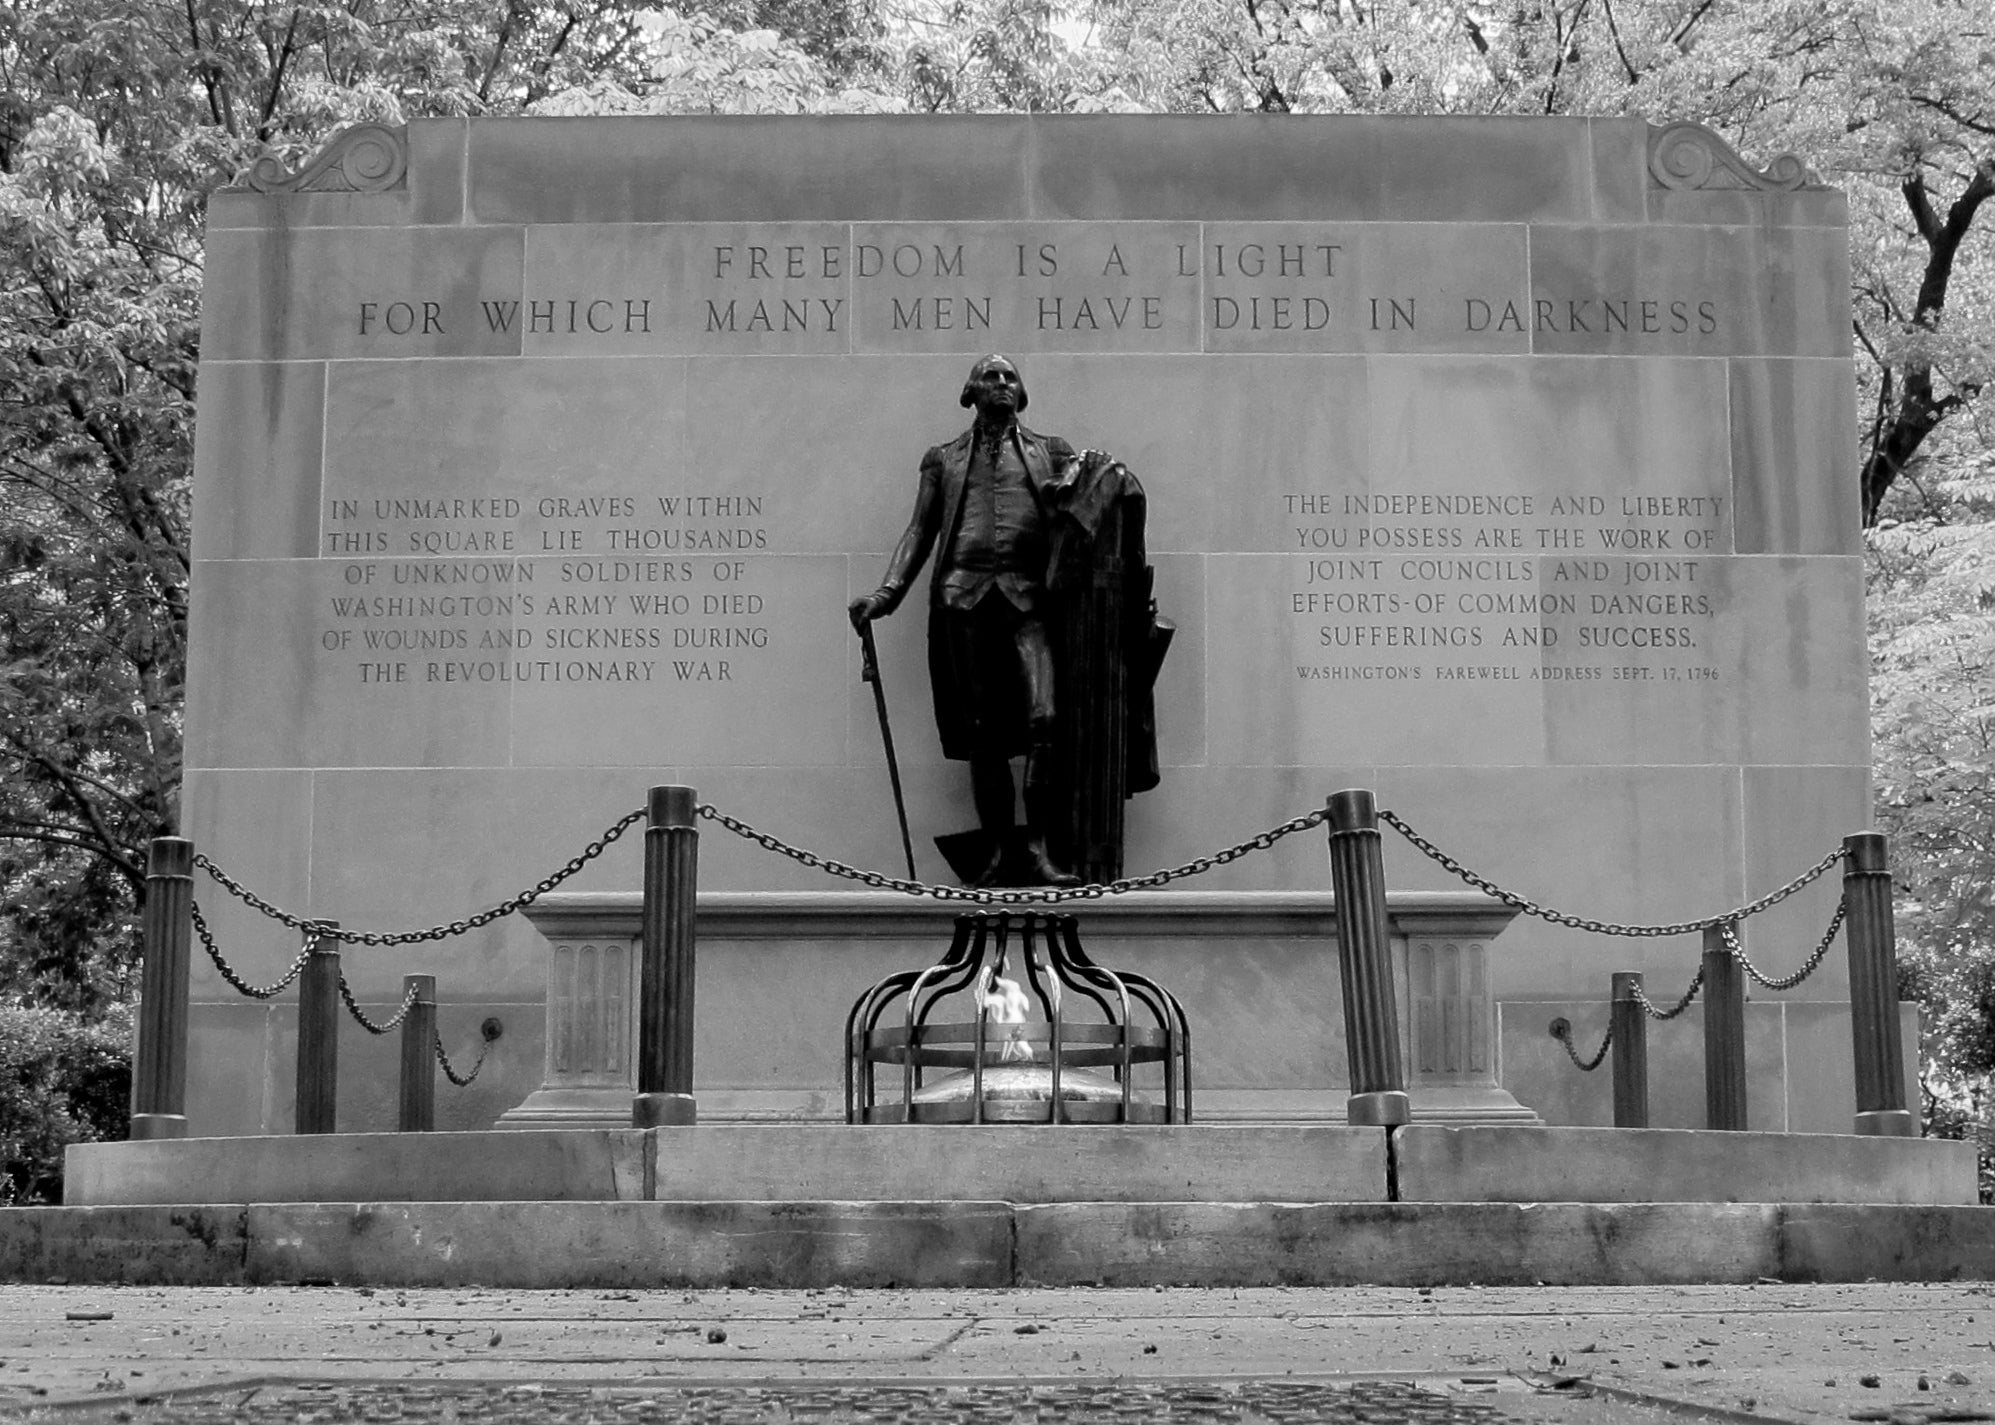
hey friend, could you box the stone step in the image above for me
[64,1124,1976,1208]
[5,1199,1994,1288]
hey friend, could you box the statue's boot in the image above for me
[1022,835,1080,887]
[966,757,1018,888]
[968,842,1010,889]
[1023,747,1081,886]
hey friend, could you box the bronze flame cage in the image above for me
[844,912,1191,1124]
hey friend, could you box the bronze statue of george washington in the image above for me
[850,355,1169,888]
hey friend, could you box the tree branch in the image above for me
[480,0,524,104]
[1461,11,1489,57]
[1912,161,1995,324]
[1860,160,1995,524]
[1908,94,1995,139]
[0,828,138,871]
[1669,0,1718,49]
[3,741,150,820]
[257,8,302,140]
[184,0,226,128]
[1599,0,1640,84]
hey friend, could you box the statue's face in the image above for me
[967,359,1023,416]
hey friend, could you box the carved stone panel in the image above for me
[548,939,634,1085]
[496,936,638,1129]
[1407,937,1491,1081]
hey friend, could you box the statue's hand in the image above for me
[848,591,892,629]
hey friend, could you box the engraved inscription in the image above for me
[1284,490,1729,683]
[317,493,780,690]
[329,220,1751,357]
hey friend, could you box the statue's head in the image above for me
[960,354,1027,415]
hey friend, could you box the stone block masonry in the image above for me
[184,116,1867,1137]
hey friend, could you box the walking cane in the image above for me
[858,621,920,882]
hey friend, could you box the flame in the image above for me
[981,973,1035,1063]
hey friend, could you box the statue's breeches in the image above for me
[927,596,1054,761]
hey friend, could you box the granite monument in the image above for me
[181,116,1877,1134]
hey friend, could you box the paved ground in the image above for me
[4,1283,1994,1424]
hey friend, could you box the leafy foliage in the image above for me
[0,1002,130,1203]
[1870,442,1995,1138]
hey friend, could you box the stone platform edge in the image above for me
[63,1124,1975,1207]
[4,1201,1992,1288]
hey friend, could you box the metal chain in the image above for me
[190,902,317,1000]
[435,1032,488,1087]
[695,803,1333,903]
[337,975,421,1035]
[192,809,645,947]
[1723,899,1850,993]
[1631,966,1705,1021]
[1549,1017,1614,1071]
[1378,809,1849,938]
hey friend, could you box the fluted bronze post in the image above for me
[131,837,194,1141]
[295,923,341,1135]
[1845,832,1915,1136]
[635,785,699,1127]
[1609,972,1649,1129]
[398,974,437,1133]
[1325,790,1409,1127]
[1702,923,1747,1131]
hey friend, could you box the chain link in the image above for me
[1724,899,1850,992]
[695,803,1332,903]
[1377,809,1849,938]
[435,1031,487,1087]
[337,975,421,1035]
[192,809,645,946]
[1549,1017,1614,1071]
[196,893,489,1082]
[190,902,317,1000]
[1631,966,1705,1021]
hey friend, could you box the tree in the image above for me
[0,45,199,1010]
[1868,437,1995,1161]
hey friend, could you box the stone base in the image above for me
[40,1124,1979,1288]
[495,1087,634,1130]
[1396,1087,1543,1126]
[9,1199,1995,1289]
[64,1123,1971,1207]
[514,890,1542,1129]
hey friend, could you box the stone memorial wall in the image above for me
[185,116,1866,1133]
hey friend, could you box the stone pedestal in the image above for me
[496,934,637,1130]
[504,890,1539,1127]
[1394,912,1541,1125]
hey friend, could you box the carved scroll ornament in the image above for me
[1647,121,1818,192]
[237,122,408,194]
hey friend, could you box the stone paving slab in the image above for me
[244,1202,1015,1290]
[1391,1127,1978,1206]
[12,1377,1578,1425]
[1015,1202,1782,1286]
[4,1283,1995,1423]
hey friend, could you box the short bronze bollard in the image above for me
[1610,972,1649,1129]
[1325,789,1409,1127]
[398,974,438,1133]
[295,922,341,1134]
[1702,922,1747,1131]
[1844,832,1915,1136]
[131,836,195,1141]
[635,785,699,1128]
